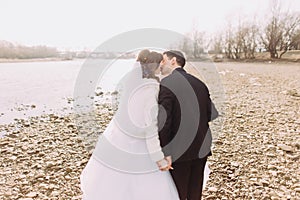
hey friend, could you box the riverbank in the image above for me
[0,62,299,199]
[1,50,299,64]
[0,58,67,63]
[0,104,114,199]
[202,62,300,199]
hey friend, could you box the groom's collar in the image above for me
[172,67,185,74]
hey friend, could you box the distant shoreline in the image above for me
[0,56,299,64]
[208,58,300,64]
[0,57,67,63]
[0,57,127,63]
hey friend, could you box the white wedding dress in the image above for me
[80,62,210,200]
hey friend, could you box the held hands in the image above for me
[156,156,173,171]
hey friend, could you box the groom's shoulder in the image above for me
[160,74,174,84]
[160,70,194,86]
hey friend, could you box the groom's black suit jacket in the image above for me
[158,68,218,163]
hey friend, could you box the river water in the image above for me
[0,58,226,130]
[0,59,136,125]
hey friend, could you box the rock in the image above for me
[65,167,72,173]
[278,144,294,152]
[231,162,239,167]
[25,192,38,198]
[207,187,218,192]
[267,165,278,170]
[261,179,270,186]
[51,191,60,196]
[205,195,217,199]
[269,170,277,176]
[249,177,258,182]
[287,154,300,160]
[271,197,280,200]
[95,91,104,96]
[266,153,276,157]
[4,191,13,196]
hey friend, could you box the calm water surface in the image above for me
[0,59,136,125]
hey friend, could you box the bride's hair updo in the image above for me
[137,49,162,81]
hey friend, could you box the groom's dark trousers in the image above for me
[158,68,218,200]
[171,157,207,200]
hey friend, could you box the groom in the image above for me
[157,50,218,200]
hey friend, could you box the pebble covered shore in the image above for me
[0,62,299,199]
[202,62,300,199]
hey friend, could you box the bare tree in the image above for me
[260,0,283,58]
[224,22,235,59]
[260,0,300,58]
[290,28,300,50]
[0,40,58,59]
[191,30,206,58]
[209,32,224,54]
[178,34,193,59]
[240,21,259,59]
[232,19,245,59]
[278,13,300,58]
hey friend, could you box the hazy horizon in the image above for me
[1,0,300,51]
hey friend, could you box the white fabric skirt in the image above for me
[80,120,210,200]
[80,156,211,200]
[80,156,180,200]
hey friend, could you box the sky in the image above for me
[0,0,299,50]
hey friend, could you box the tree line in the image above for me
[178,0,300,59]
[0,40,58,59]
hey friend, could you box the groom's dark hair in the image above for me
[163,50,186,67]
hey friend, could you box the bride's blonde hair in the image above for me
[137,49,162,82]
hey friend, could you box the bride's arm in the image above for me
[144,85,165,163]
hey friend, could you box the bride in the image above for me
[80,49,209,200]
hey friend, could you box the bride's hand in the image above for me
[165,156,173,169]
[156,159,168,171]
[156,157,173,171]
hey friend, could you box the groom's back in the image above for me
[158,67,212,162]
